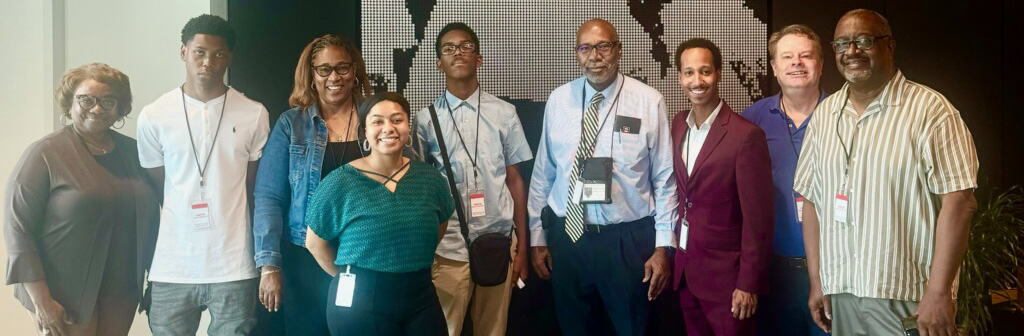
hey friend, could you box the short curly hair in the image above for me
[181,14,236,50]
[55,63,132,120]
[675,38,722,72]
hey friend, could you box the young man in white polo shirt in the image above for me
[137,14,270,335]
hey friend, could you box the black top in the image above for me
[321,140,361,181]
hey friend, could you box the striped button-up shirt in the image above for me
[793,70,978,301]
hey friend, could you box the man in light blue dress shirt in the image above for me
[527,18,679,336]
[415,22,533,336]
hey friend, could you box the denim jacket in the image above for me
[252,105,360,268]
[252,104,421,268]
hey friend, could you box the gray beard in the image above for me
[843,68,872,83]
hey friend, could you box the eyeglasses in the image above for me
[831,35,891,53]
[576,41,619,55]
[312,63,354,77]
[440,42,477,56]
[76,95,118,111]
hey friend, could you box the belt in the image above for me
[774,255,808,268]
[584,216,653,234]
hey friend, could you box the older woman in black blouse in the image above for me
[4,63,159,336]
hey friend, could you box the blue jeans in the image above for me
[147,279,258,336]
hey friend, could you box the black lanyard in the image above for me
[778,92,821,157]
[181,86,227,191]
[325,108,357,167]
[443,89,482,185]
[579,74,625,156]
[834,88,856,191]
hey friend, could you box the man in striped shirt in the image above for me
[793,9,978,336]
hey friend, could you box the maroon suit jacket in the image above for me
[670,102,774,304]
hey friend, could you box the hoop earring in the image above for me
[59,113,70,126]
[405,136,413,148]
[311,82,316,91]
[361,139,370,152]
[113,117,126,129]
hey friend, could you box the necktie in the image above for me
[564,92,604,242]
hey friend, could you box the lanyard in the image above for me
[580,74,625,156]
[325,108,357,167]
[181,86,227,194]
[777,96,801,157]
[834,88,857,192]
[443,89,482,187]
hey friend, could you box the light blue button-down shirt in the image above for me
[416,88,533,261]
[528,75,679,247]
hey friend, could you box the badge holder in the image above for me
[834,175,849,224]
[678,205,690,251]
[794,191,805,223]
[578,157,612,204]
[190,185,214,229]
[467,168,486,218]
[335,265,356,307]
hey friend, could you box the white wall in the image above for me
[1,1,226,335]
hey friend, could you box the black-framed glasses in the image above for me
[831,35,891,53]
[576,41,619,55]
[440,42,477,56]
[312,63,354,77]
[76,95,118,111]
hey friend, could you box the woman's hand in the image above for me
[34,296,72,336]
[259,266,283,312]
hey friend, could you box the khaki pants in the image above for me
[831,293,919,336]
[431,235,518,336]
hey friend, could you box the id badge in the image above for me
[190,199,213,229]
[678,218,690,250]
[795,194,805,223]
[469,189,486,218]
[834,193,849,224]
[579,157,612,204]
[335,272,356,307]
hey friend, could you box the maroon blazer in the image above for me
[670,102,774,304]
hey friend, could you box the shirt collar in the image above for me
[582,73,623,104]
[443,87,482,112]
[686,99,724,130]
[833,69,906,115]
[180,86,229,107]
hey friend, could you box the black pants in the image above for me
[280,241,333,335]
[326,265,447,336]
[756,255,828,336]
[543,207,655,336]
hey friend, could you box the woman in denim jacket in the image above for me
[252,34,373,335]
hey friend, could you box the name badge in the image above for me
[190,199,213,229]
[579,157,612,204]
[795,195,805,223]
[335,270,356,307]
[678,218,690,250]
[834,193,849,224]
[469,190,486,218]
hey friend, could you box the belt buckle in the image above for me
[587,224,602,234]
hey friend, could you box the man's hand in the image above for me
[916,290,957,336]
[731,289,758,320]
[643,247,671,300]
[530,246,553,279]
[259,266,283,312]
[511,246,529,284]
[808,285,831,332]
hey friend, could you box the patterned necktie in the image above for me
[564,92,604,242]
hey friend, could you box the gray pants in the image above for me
[831,293,918,336]
[147,279,259,336]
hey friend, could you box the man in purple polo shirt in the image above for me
[740,24,828,336]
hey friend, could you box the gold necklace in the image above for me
[73,127,114,154]
[324,107,356,142]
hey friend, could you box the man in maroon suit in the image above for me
[670,38,774,336]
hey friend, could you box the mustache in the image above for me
[841,55,869,65]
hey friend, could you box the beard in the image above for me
[843,68,872,83]
[582,61,619,84]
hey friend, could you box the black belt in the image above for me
[774,255,808,268]
[584,216,653,234]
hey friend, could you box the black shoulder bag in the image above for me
[428,104,512,287]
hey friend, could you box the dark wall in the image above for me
[771,0,1021,194]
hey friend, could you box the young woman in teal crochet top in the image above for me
[305,92,454,336]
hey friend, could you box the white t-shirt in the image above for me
[137,87,269,283]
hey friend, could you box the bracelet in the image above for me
[261,269,281,276]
